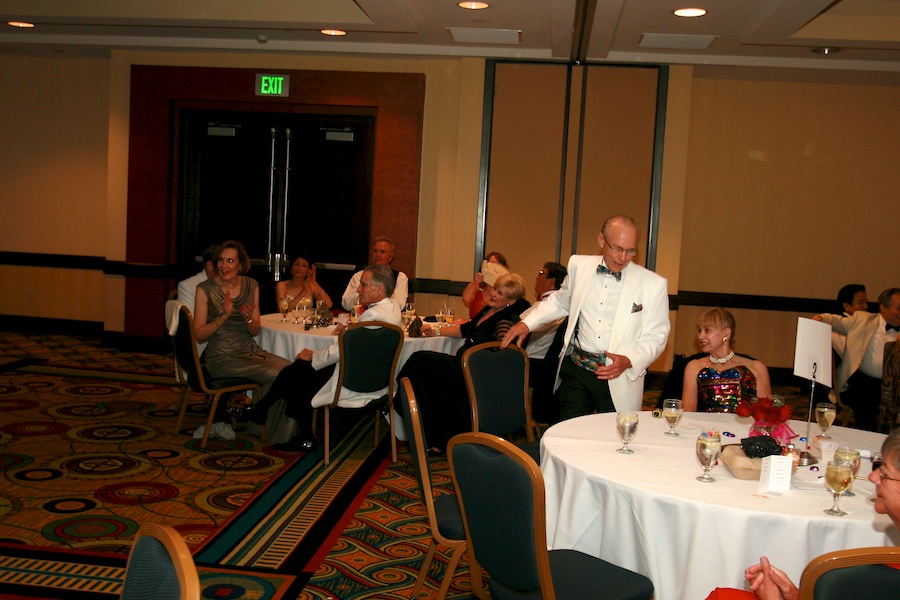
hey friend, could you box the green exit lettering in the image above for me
[260,76,283,95]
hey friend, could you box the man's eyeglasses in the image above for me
[607,244,638,258]
[877,467,900,483]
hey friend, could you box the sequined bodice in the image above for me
[697,365,757,413]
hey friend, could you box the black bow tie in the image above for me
[597,264,622,282]
[887,324,900,332]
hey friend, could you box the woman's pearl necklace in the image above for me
[709,351,734,365]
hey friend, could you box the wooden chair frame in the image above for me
[170,303,262,449]
[798,546,900,599]
[401,378,486,600]
[325,321,403,466]
[122,523,200,600]
[461,341,538,442]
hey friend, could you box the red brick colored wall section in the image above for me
[126,65,425,338]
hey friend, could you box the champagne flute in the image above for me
[662,399,683,437]
[824,460,852,516]
[616,412,639,454]
[815,402,836,438]
[835,447,861,497]
[695,431,721,483]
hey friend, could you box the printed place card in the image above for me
[758,455,793,495]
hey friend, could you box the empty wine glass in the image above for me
[815,402,836,439]
[835,447,861,497]
[662,399,683,437]
[695,431,721,483]
[824,460,852,516]
[616,412,639,454]
[291,303,303,325]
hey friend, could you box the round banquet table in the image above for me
[540,412,900,600]
[256,313,464,442]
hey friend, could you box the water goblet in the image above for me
[278,296,291,322]
[291,304,303,325]
[695,431,721,483]
[823,460,852,516]
[834,447,861,497]
[444,307,455,324]
[615,412,639,454]
[405,303,416,318]
[435,307,445,325]
[662,399,683,437]
[815,402,836,439]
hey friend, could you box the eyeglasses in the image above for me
[537,270,546,277]
[606,244,638,258]
[877,467,900,483]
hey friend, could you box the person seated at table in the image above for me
[706,427,900,600]
[461,251,509,319]
[194,240,291,397]
[228,264,402,451]
[275,253,333,310]
[682,308,772,413]
[397,273,530,453]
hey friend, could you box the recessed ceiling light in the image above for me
[320,29,347,37]
[8,21,35,28]
[673,8,707,18]
[458,2,490,9]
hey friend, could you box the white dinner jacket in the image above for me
[520,254,670,412]
[819,311,882,391]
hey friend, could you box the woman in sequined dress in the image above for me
[682,308,772,412]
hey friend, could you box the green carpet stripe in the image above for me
[0,555,124,593]
[221,418,381,568]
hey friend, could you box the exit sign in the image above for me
[255,74,290,97]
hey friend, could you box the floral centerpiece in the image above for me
[735,396,796,446]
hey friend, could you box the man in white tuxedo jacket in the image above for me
[503,216,670,420]
[816,287,900,431]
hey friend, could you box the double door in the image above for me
[178,108,375,304]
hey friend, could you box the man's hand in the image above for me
[297,349,314,362]
[501,322,531,348]
[594,351,631,380]
[745,556,799,600]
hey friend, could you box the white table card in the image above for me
[758,454,793,495]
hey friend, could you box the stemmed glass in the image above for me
[662,399,683,437]
[834,447,861,497]
[444,307,455,324]
[815,402,836,439]
[824,460,853,516]
[695,431,721,483]
[615,412,639,454]
[291,303,303,325]
[278,296,291,322]
[434,307,445,329]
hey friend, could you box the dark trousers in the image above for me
[249,360,335,436]
[842,369,882,432]
[557,357,616,421]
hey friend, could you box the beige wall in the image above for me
[1,53,897,373]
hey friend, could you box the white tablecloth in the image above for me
[540,412,900,600]
[256,313,464,441]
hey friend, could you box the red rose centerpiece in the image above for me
[735,396,796,446]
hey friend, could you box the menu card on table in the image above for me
[758,455,793,495]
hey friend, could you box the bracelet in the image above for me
[247,319,253,324]
[436,327,441,336]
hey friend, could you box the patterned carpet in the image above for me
[0,331,388,600]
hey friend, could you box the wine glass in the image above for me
[662,399,683,437]
[444,307,455,324]
[405,303,416,318]
[615,412,639,454]
[835,447,861,497]
[695,431,721,483]
[823,460,853,516]
[815,402,836,439]
[298,296,313,324]
[278,296,291,322]
[291,303,303,325]
[435,307,445,326]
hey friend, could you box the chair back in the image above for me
[335,321,404,396]
[799,546,900,600]
[170,303,205,388]
[462,342,533,441]
[448,432,554,600]
[121,523,200,600]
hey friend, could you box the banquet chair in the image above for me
[447,432,654,600]
[798,546,900,600]
[398,377,486,600]
[461,342,541,463]
[121,523,200,600]
[169,302,263,449]
[324,321,403,466]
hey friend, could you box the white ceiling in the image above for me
[0,0,898,74]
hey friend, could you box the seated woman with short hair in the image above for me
[682,308,772,413]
